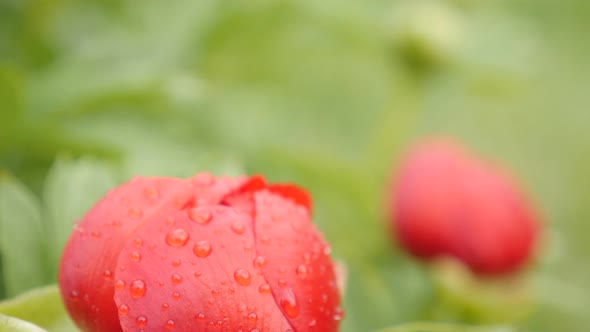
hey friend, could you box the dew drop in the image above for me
[234,269,251,286]
[296,265,308,279]
[135,315,147,327]
[188,207,212,224]
[253,256,266,269]
[172,259,182,267]
[102,270,113,280]
[258,284,271,295]
[69,290,79,302]
[260,235,271,244]
[171,273,183,285]
[129,280,146,299]
[162,303,170,311]
[279,288,299,318]
[165,319,175,330]
[193,241,212,257]
[247,312,258,323]
[114,279,125,291]
[133,238,143,247]
[165,217,176,227]
[333,306,345,321]
[130,251,142,262]
[308,319,317,327]
[231,221,246,235]
[144,187,159,200]
[128,208,143,219]
[165,229,190,247]
[172,292,181,300]
[195,313,206,321]
[118,304,129,315]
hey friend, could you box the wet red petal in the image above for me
[267,184,312,212]
[253,190,342,331]
[58,177,196,332]
[114,205,293,332]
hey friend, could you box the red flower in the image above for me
[388,138,540,276]
[59,173,342,332]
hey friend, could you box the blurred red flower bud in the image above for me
[59,173,342,332]
[388,138,540,276]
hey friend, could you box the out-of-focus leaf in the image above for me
[376,322,517,332]
[429,260,533,324]
[42,158,118,279]
[0,314,47,332]
[0,285,77,332]
[0,174,46,297]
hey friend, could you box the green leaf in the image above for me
[0,174,46,297]
[0,314,47,332]
[42,158,118,279]
[0,285,77,332]
[376,322,517,332]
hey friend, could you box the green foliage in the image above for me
[0,0,589,331]
[0,285,76,332]
[0,314,47,332]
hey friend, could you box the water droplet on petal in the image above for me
[144,187,159,200]
[102,270,113,280]
[253,256,266,269]
[128,208,143,219]
[69,290,79,302]
[296,265,308,279]
[133,238,143,247]
[231,221,246,234]
[234,269,251,286]
[171,273,183,285]
[165,319,175,330]
[118,304,129,315]
[172,259,182,267]
[247,312,258,323]
[114,279,125,291]
[162,303,170,311]
[165,229,190,247]
[259,283,271,295]
[130,251,142,262]
[172,292,181,300]
[129,280,146,299]
[260,235,271,244]
[333,306,345,321]
[279,288,299,318]
[195,313,206,321]
[188,207,212,224]
[135,316,147,327]
[193,241,212,257]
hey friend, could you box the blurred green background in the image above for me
[1,0,589,331]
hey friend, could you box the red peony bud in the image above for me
[389,138,540,276]
[59,173,342,332]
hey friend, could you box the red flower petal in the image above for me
[266,184,312,212]
[390,138,540,276]
[59,177,196,332]
[253,190,342,331]
[113,205,293,332]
